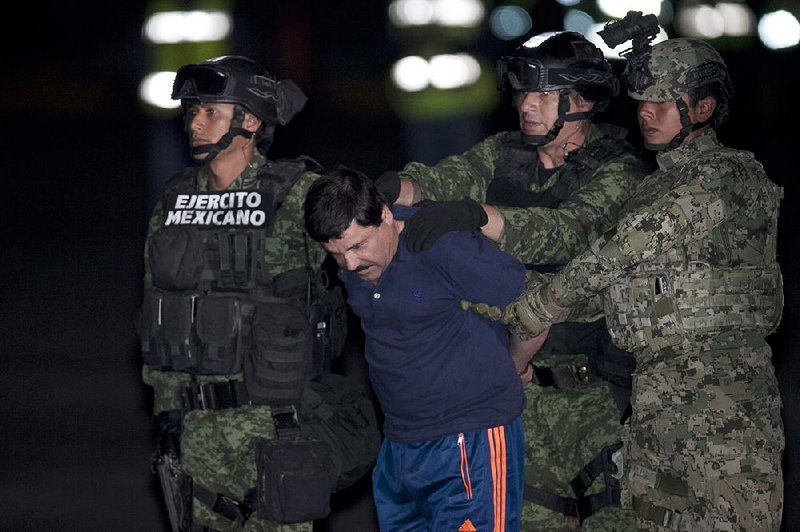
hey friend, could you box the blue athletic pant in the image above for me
[372,417,523,531]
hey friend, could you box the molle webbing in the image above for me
[607,263,783,352]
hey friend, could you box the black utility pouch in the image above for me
[138,288,169,368]
[255,437,336,523]
[195,294,245,374]
[245,299,311,405]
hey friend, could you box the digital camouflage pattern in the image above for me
[403,123,649,530]
[627,38,731,103]
[497,129,785,530]
[521,363,634,532]
[400,124,650,266]
[142,152,325,531]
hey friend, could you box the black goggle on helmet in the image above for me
[496,32,620,146]
[496,32,619,104]
[172,55,307,126]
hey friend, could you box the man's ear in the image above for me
[696,96,716,123]
[381,204,394,225]
[243,113,261,132]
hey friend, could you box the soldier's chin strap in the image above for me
[190,126,252,162]
[190,107,256,163]
[521,91,596,147]
[645,99,711,151]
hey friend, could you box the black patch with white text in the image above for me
[163,191,268,228]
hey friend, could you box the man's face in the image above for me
[637,93,703,147]
[516,90,588,148]
[516,90,561,138]
[184,102,237,161]
[321,206,399,285]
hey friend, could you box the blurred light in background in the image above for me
[563,9,595,36]
[391,54,482,91]
[139,71,182,109]
[389,0,485,28]
[758,8,800,49]
[674,1,755,38]
[142,10,232,44]
[489,5,533,40]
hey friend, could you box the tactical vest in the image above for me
[487,126,639,389]
[604,146,784,355]
[137,157,348,404]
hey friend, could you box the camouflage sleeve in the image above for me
[265,169,325,272]
[496,152,650,265]
[551,158,745,308]
[398,133,506,201]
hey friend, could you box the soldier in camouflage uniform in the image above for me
[473,37,785,531]
[138,56,379,531]
[379,32,651,530]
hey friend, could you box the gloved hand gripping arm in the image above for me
[404,197,489,252]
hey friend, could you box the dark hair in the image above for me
[304,166,385,243]
[688,82,729,128]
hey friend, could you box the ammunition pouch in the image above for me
[138,290,311,406]
[137,290,254,374]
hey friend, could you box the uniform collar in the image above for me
[655,129,719,171]
[196,151,266,191]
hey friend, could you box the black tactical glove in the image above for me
[374,171,402,204]
[404,198,489,252]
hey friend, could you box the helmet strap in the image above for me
[646,98,708,151]
[189,106,252,163]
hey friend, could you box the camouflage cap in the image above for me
[626,38,730,102]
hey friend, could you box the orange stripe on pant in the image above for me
[459,433,473,500]
[488,425,507,532]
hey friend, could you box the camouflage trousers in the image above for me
[625,341,785,531]
[181,405,313,532]
[520,373,635,531]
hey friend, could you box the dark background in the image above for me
[1,1,797,530]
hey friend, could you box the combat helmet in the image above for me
[625,38,733,149]
[172,56,307,161]
[497,31,620,145]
